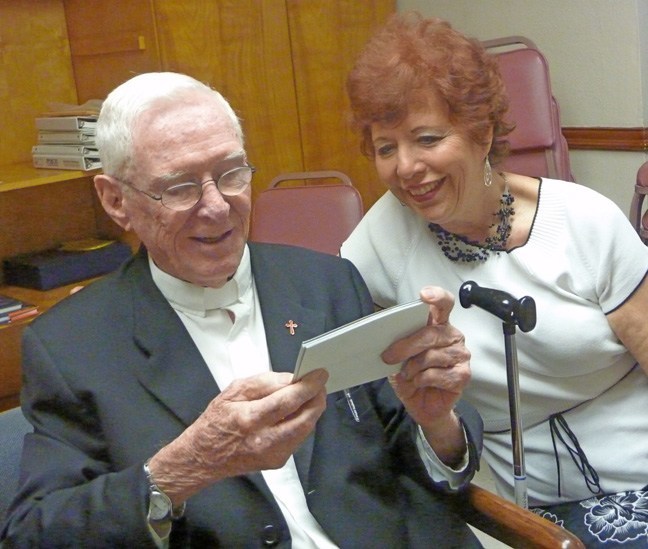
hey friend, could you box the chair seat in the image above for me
[0,407,32,522]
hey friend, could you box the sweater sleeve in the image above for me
[563,182,648,313]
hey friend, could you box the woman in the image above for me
[341,12,648,546]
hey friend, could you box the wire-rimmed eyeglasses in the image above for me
[121,165,255,211]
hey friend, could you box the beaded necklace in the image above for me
[428,184,515,263]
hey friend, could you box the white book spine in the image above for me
[33,154,101,171]
[37,131,96,144]
[32,144,98,156]
[35,116,98,131]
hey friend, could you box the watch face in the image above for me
[149,490,172,521]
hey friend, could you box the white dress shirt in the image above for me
[150,247,337,547]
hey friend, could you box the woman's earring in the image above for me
[484,157,493,187]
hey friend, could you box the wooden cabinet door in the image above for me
[64,0,162,104]
[153,0,302,199]
[286,0,394,208]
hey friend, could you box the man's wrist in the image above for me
[419,411,467,466]
[416,424,471,491]
[417,423,469,472]
[144,460,186,538]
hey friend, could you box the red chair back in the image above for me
[249,171,364,255]
[483,36,573,181]
[629,161,648,244]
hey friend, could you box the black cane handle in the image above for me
[459,281,537,332]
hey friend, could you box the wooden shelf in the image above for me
[0,162,100,193]
[0,278,99,412]
[1,279,99,320]
[0,162,112,413]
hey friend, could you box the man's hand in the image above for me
[148,369,328,505]
[381,286,471,464]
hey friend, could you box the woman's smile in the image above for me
[407,177,445,200]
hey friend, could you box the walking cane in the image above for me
[459,281,537,509]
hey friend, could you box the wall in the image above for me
[640,0,648,122]
[398,0,648,213]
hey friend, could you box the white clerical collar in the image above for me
[149,245,252,316]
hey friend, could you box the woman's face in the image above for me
[370,91,491,232]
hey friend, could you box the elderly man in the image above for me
[1,72,482,547]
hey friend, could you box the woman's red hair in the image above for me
[346,12,513,165]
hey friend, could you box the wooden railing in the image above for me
[562,127,648,152]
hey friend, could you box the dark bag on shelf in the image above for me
[3,241,132,290]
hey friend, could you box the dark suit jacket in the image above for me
[2,243,482,548]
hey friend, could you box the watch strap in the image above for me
[144,460,186,528]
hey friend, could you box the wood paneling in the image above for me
[63,0,162,103]
[63,0,395,206]
[0,178,98,263]
[286,0,394,208]
[152,0,303,200]
[0,0,78,165]
[562,127,648,152]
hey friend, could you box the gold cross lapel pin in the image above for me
[284,319,298,336]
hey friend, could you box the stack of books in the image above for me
[32,115,101,171]
[0,294,39,325]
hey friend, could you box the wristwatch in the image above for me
[144,460,185,537]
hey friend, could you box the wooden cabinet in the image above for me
[0,1,109,410]
[0,0,394,411]
[0,165,109,411]
[0,1,77,167]
[0,274,102,412]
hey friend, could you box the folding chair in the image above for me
[249,170,364,255]
[629,160,648,244]
[0,407,32,523]
[483,36,573,181]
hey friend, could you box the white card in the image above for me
[292,299,429,393]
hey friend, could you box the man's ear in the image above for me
[94,174,132,231]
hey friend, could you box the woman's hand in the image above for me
[381,286,471,464]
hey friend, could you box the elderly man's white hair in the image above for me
[95,72,243,179]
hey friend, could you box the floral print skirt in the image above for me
[532,487,648,547]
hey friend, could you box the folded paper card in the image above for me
[293,299,429,393]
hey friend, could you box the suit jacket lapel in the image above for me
[250,244,329,485]
[127,250,219,426]
[249,244,329,373]
[128,246,326,485]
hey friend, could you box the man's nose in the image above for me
[196,180,230,213]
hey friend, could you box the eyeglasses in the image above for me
[123,165,255,211]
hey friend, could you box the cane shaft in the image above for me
[504,325,528,508]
